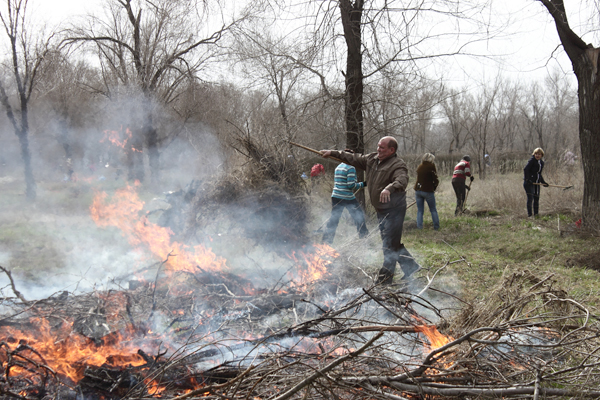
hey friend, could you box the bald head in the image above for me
[377,136,397,160]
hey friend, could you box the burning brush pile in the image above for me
[1,150,600,399]
[2,257,600,399]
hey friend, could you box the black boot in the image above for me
[375,268,394,285]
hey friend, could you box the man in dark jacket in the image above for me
[320,136,413,284]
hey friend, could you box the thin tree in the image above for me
[538,0,600,227]
[0,0,51,201]
[35,51,99,178]
[442,88,467,155]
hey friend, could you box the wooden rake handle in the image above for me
[289,141,345,163]
[533,183,574,190]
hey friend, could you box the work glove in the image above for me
[470,176,474,182]
[542,183,549,187]
[362,181,367,187]
[465,186,470,191]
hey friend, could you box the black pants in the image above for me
[375,201,415,284]
[452,178,466,215]
[322,198,368,244]
[523,182,540,216]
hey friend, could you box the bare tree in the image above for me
[519,82,547,152]
[538,0,600,227]
[34,51,100,179]
[229,26,318,154]
[544,68,578,154]
[335,0,479,154]
[0,0,53,201]
[442,88,468,155]
[492,80,521,153]
[65,0,244,185]
[462,80,499,179]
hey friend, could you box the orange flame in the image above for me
[0,319,145,383]
[414,325,452,351]
[101,127,142,152]
[90,184,227,275]
[288,244,338,285]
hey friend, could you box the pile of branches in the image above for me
[2,261,600,399]
[183,135,310,254]
[159,269,600,399]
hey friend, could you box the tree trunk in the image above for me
[17,129,36,201]
[58,118,73,181]
[146,123,160,186]
[539,0,600,227]
[127,128,145,183]
[575,50,600,226]
[339,0,364,155]
[340,0,366,207]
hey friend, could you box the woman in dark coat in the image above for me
[523,147,549,217]
[414,153,440,230]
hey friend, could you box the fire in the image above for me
[101,127,141,152]
[0,318,145,383]
[288,243,338,285]
[414,324,453,351]
[90,184,227,275]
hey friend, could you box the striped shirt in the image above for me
[332,163,364,200]
[452,160,471,180]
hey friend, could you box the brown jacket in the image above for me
[330,151,409,212]
[414,161,439,192]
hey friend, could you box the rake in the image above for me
[459,180,473,214]
[533,183,574,191]
[289,141,344,163]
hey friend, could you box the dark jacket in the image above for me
[414,161,439,192]
[330,151,409,212]
[523,156,547,184]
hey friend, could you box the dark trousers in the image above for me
[452,178,466,215]
[322,198,368,244]
[523,182,540,216]
[376,201,415,284]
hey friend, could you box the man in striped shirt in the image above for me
[452,155,474,215]
[322,163,369,244]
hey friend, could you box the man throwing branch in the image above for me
[321,136,413,285]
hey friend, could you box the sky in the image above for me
[428,0,580,89]
[34,0,591,91]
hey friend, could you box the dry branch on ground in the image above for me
[0,260,599,399]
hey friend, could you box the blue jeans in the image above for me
[415,191,440,230]
[323,198,369,244]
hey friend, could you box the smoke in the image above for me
[0,88,233,299]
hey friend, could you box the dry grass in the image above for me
[465,167,583,217]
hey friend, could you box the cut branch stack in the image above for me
[1,262,599,399]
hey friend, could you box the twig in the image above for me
[169,365,256,400]
[417,262,449,297]
[0,266,27,303]
[272,332,384,400]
